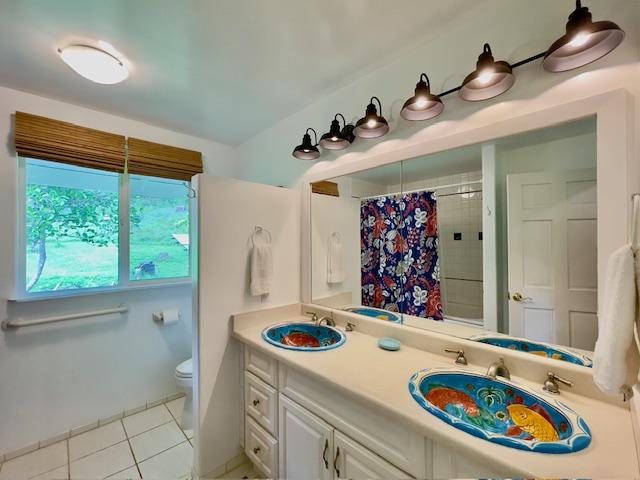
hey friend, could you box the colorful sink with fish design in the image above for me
[342,306,402,323]
[409,368,591,453]
[262,323,346,352]
[469,334,593,367]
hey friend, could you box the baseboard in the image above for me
[1,391,185,463]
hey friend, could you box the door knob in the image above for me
[511,292,531,302]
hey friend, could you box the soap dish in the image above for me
[378,337,401,351]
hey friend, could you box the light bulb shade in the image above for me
[292,131,320,160]
[354,98,389,139]
[400,74,444,121]
[319,116,354,150]
[543,1,624,72]
[460,44,514,101]
[58,45,129,84]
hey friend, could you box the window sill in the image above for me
[8,280,193,303]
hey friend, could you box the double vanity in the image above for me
[233,303,639,479]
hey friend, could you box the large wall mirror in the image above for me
[311,116,597,368]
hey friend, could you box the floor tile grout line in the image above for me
[121,419,143,479]
[68,438,130,465]
[136,439,191,469]
[123,418,175,441]
[164,401,191,444]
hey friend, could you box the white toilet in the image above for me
[174,357,193,430]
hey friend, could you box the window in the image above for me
[21,158,191,296]
[129,175,190,281]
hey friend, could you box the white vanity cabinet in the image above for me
[279,393,411,480]
[279,394,334,480]
[333,430,411,479]
[242,346,500,479]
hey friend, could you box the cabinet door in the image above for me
[430,441,501,479]
[333,431,412,479]
[279,394,334,480]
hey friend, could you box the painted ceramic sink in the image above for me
[262,323,346,351]
[470,334,593,367]
[409,368,591,454]
[342,306,402,323]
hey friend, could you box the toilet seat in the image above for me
[175,358,192,379]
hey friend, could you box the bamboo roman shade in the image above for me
[14,112,126,173]
[127,138,203,181]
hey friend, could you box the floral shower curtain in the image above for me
[360,191,442,320]
[360,195,403,313]
[401,192,442,320]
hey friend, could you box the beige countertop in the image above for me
[233,313,639,478]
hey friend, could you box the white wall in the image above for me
[0,86,238,455]
[234,0,639,189]
[311,193,361,306]
[193,175,300,477]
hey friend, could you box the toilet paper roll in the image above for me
[159,309,180,326]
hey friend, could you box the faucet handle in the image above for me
[444,348,468,366]
[543,371,572,394]
[548,371,572,387]
[305,311,318,323]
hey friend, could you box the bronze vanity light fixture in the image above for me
[292,128,320,160]
[292,0,624,160]
[543,0,625,72]
[354,96,389,139]
[319,114,355,150]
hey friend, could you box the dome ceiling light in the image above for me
[58,44,129,85]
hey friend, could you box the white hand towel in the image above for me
[250,229,273,296]
[593,244,637,395]
[327,232,344,284]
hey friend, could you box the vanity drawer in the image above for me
[245,346,278,387]
[245,371,278,435]
[245,415,278,479]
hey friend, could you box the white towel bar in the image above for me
[1,304,128,331]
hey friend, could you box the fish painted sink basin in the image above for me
[343,306,402,323]
[470,334,593,367]
[409,368,591,454]
[262,323,346,351]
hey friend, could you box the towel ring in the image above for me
[254,225,272,243]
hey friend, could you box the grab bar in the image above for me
[1,304,128,331]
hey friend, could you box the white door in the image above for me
[507,169,598,348]
[279,394,334,480]
[333,430,411,479]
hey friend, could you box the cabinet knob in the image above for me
[253,446,261,455]
[252,398,260,407]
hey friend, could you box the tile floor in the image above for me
[0,397,194,480]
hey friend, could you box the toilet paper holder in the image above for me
[152,310,180,324]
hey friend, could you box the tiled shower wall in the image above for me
[399,171,483,321]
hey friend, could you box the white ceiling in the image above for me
[0,0,478,145]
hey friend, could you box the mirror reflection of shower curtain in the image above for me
[401,192,442,320]
[360,195,403,313]
[360,191,442,320]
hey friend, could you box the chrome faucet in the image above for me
[317,315,335,327]
[543,372,572,394]
[486,358,511,380]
